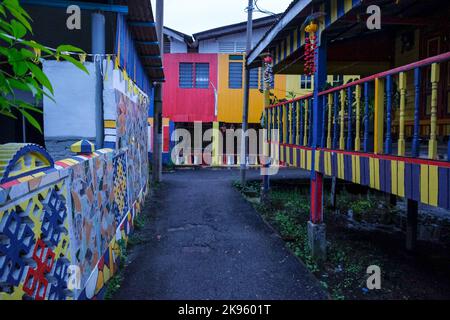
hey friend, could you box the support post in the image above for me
[261,54,272,202]
[309,31,327,262]
[406,199,418,252]
[152,0,164,183]
[92,11,105,149]
[240,0,254,185]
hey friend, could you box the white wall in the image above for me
[198,27,268,53]
[43,60,98,139]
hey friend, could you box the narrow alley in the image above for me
[114,169,327,300]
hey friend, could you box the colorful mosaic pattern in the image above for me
[70,152,116,288]
[113,152,129,225]
[0,180,70,300]
[0,145,148,300]
[116,90,149,204]
[0,143,54,184]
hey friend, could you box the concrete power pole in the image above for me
[240,0,253,185]
[153,0,164,183]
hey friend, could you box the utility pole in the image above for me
[240,0,253,185]
[153,0,164,183]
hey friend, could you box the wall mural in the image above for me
[112,152,129,225]
[69,152,116,287]
[0,73,150,300]
[0,179,71,300]
[116,90,149,204]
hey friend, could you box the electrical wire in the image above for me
[247,0,277,16]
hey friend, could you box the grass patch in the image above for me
[234,182,393,300]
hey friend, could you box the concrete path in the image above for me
[113,168,328,300]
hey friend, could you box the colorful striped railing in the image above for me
[265,52,450,210]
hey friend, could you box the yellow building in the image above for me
[217,53,286,124]
[285,74,361,98]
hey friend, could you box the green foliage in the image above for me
[286,90,297,100]
[104,272,124,300]
[0,0,88,132]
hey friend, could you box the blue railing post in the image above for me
[279,105,283,143]
[347,86,353,150]
[333,91,339,149]
[448,139,450,162]
[293,101,297,145]
[321,95,327,148]
[412,68,421,157]
[308,98,313,146]
[299,100,304,146]
[385,75,393,154]
[363,82,370,153]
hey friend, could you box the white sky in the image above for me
[150,0,293,35]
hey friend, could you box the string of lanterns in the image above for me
[304,21,319,76]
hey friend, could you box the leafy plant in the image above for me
[0,0,88,132]
[286,90,297,100]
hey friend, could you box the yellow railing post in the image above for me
[398,72,407,156]
[428,63,440,160]
[327,93,332,149]
[304,99,309,146]
[355,85,361,151]
[339,89,345,150]
[374,78,385,154]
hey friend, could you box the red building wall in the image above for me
[163,53,218,123]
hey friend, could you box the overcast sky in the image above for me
[150,0,293,35]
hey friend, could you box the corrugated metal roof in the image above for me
[193,14,281,41]
[115,0,164,80]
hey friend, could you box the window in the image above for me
[300,75,312,90]
[179,63,193,88]
[219,42,235,53]
[235,42,246,53]
[332,75,343,87]
[195,63,209,88]
[229,54,243,61]
[179,63,210,89]
[229,62,243,89]
[249,68,259,89]
[219,42,251,53]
